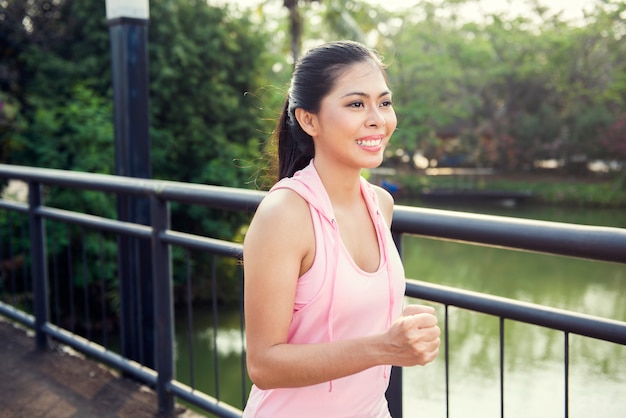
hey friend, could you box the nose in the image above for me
[367,107,386,128]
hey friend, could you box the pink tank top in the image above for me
[243,161,406,418]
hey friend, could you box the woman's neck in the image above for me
[313,158,363,207]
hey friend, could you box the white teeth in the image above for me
[356,139,382,147]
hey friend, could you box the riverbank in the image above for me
[380,169,626,208]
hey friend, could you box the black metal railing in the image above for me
[1,163,625,418]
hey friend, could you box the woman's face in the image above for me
[300,60,397,171]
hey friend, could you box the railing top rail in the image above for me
[393,205,626,264]
[0,164,265,212]
[406,280,626,345]
[2,163,625,264]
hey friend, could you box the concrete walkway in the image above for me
[0,318,204,418]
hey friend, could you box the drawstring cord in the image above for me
[372,188,395,381]
[327,218,340,392]
[367,186,395,321]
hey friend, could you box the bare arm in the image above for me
[243,189,440,390]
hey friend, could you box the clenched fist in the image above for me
[386,304,441,367]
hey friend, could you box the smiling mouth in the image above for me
[356,138,383,147]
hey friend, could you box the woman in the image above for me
[243,40,440,418]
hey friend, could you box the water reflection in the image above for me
[400,203,625,417]
[402,237,625,321]
[174,306,249,411]
[403,305,626,417]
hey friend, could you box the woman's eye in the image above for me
[381,100,393,107]
[348,102,364,108]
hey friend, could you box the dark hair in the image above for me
[275,40,387,179]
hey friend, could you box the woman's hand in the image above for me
[385,304,441,367]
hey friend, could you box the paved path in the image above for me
[0,318,204,418]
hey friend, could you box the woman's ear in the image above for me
[294,108,318,137]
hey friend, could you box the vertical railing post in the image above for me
[564,332,569,418]
[28,181,49,349]
[151,194,175,416]
[387,366,404,418]
[500,318,505,418]
[444,305,450,418]
[387,230,404,418]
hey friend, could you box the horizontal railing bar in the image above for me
[34,206,152,238]
[0,301,35,328]
[41,322,158,386]
[0,164,264,212]
[0,199,29,213]
[406,279,626,345]
[168,380,243,418]
[393,205,626,264]
[161,231,243,259]
[0,304,241,417]
[4,164,625,265]
[0,164,156,196]
[155,181,265,212]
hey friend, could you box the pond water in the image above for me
[397,201,626,418]
[174,202,626,417]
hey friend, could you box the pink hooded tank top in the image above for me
[243,161,406,418]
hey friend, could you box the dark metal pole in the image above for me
[107,1,154,367]
[28,181,49,349]
[387,231,403,418]
[151,195,175,416]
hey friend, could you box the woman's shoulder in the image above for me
[245,187,314,265]
[254,187,311,225]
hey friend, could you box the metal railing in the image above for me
[1,163,625,418]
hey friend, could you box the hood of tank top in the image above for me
[270,160,336,224]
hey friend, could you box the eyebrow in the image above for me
[340,90,392,99]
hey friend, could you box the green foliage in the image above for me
[147,0,274,241]
[0,91,26,163]
[0,0,275,306]
[149,0,269,184]
[383,9,475,155]
[14,84,114,174]
[375,0,626,173]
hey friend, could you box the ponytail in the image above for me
[276,96,315,179]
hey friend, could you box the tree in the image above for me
[0,0,111,168]
[0,0,277,307]
[147,0,274,239]
[382,1,483,166]
[254,0,379,64]
[377,0,626,171]
[1,0,274,232]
